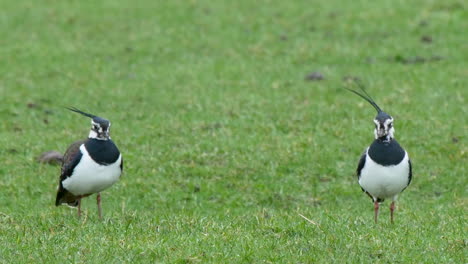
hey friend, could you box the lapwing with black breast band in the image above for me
[55,107,123,219]
[346,83,412,224]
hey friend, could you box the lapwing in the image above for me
[55,107,123,219]
[347,83,412,224]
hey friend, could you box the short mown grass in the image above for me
[0,0,466,263]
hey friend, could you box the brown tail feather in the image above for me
[55,185,79,207]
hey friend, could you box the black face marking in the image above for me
[374,113,394,140]
[91,121,111,140]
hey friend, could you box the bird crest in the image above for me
[66,106,98,118]
[66,107,111,140]
[345,80,395,140]
[345,80,383,114]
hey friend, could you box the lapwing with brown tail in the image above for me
[55,107,123,219]
[346,83,412,224]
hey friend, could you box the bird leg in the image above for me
[374,200,380,224]
[390,201,395,224]
[77,198,82,218]
[97,193,102,220]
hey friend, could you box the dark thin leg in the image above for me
[97,193,102,220]
[77,198,82,218]
[374,201,380,224]
[390,201,395,224]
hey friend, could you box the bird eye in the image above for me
[388,123,393,128]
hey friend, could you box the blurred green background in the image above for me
[0,0,466,263]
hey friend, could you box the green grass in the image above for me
[0,0,466,262]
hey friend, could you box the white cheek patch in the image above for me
[373,119,380,127]
[373,118,395,140]
[384,118,394,137]
[373,120,380,139]
[388,127,395,138]
[89,130,98,138]
[384,118,394,126]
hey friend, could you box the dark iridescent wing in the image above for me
[60,140,86,179]
[407,158,412,186]
[400,157,413,194]
[356,149,374,200]
[357,150,367,180]
[55,140,86,206]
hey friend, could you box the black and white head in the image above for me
[346,83,395,141]
[67,107,111,140]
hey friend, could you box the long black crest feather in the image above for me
[66,107,96,118]
[345,80,382,113]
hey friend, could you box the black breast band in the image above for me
[85,139,121,165]
[368,139,405,166]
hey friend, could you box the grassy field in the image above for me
[0,0,466,262]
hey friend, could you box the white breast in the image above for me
[62,145,122,196]
[359,149,410,201]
